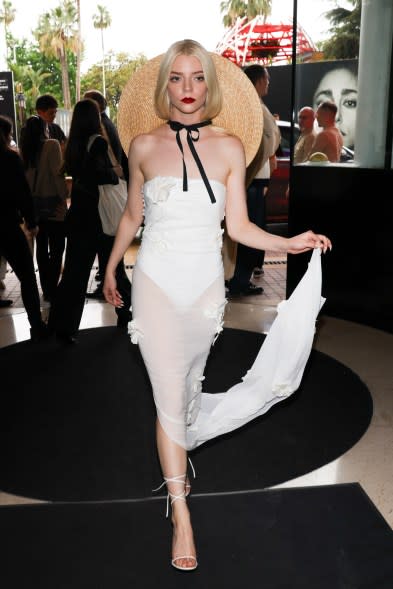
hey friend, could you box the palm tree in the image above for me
[24,67,52,103]
[75,0,82,101]
[12,64,51,116]
[322,0,361,59]
[35,0,80,109]
[93,4,111,98]
[0,0,16,66]
[220,0,272,28]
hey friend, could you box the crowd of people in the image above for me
[0,91,131,340]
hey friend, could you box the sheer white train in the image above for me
[186,247,325,449]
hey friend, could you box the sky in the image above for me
[2,0,344,72]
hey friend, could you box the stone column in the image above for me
[355,0,393,167]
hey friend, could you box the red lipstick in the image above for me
[181,97,195,103]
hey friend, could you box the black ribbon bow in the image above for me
[168,120,216,204]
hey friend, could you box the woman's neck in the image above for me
[168,109,205,127]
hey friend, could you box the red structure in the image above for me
[216,16,317,66]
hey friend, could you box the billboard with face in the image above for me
[0,71,17,136]
[264,59,358,150]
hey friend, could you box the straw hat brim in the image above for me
[117,53,263,167]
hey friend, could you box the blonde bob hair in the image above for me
[154,39,223,121]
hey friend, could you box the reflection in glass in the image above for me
[313,68,358,150]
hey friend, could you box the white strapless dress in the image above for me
[130,176,324,450]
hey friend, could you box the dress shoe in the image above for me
[0,299,13,308]
[30,322,50,342]
[55,332,78,345]
[227,283,264,298]
[253,267,264,278]
[85,286,105,300]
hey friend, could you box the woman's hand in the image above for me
[103,272,123,307]
[287,230,332,254]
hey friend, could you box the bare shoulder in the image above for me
[130,131,154,151]
[210,126,244,157]
[130,125,167,156]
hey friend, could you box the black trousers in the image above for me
[228,178,269,291]
[35,219,66,300]
[49,220,131,336]
[0,224,43,329]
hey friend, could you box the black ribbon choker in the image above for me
[168,120,216,204]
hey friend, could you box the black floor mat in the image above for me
[0,327,372,501]
[0,483,391,589]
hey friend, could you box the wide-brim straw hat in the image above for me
[117,52,263,167]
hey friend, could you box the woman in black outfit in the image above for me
[48,99,123,343]
[0,115,48,341]
[20,115,68,302]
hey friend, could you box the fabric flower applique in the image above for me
[272,382,293,397]
[212,227,224,249]
[143,230,170,253]
[186,375,204,426]
[204,299,227,344]
[128,320,143,344]
[149,177,176,204]
[193,374,205,394]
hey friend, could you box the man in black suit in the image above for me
[83,90,132,328]
[35,94,66,146]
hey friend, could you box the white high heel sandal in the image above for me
[153,459,198,571]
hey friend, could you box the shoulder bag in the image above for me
[87,134,128,236]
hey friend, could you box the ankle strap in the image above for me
[166,486,186,517]
[152,473,185,494]
[152,457,196,493]
[152,458,196,517]
[188,457,196,480]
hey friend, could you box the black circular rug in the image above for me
[0,327,372,502]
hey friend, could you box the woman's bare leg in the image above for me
[156,419,197,569]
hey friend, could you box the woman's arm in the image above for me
[225,137,331,254]
[103,136,145,307]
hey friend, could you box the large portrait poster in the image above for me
[295,59,358,150]
[264,59,358,150]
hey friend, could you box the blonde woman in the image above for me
[104,39,331,571]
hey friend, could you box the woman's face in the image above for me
[167,54,208,120]
[313,68,358,148]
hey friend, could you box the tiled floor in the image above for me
[0,246,392,531]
